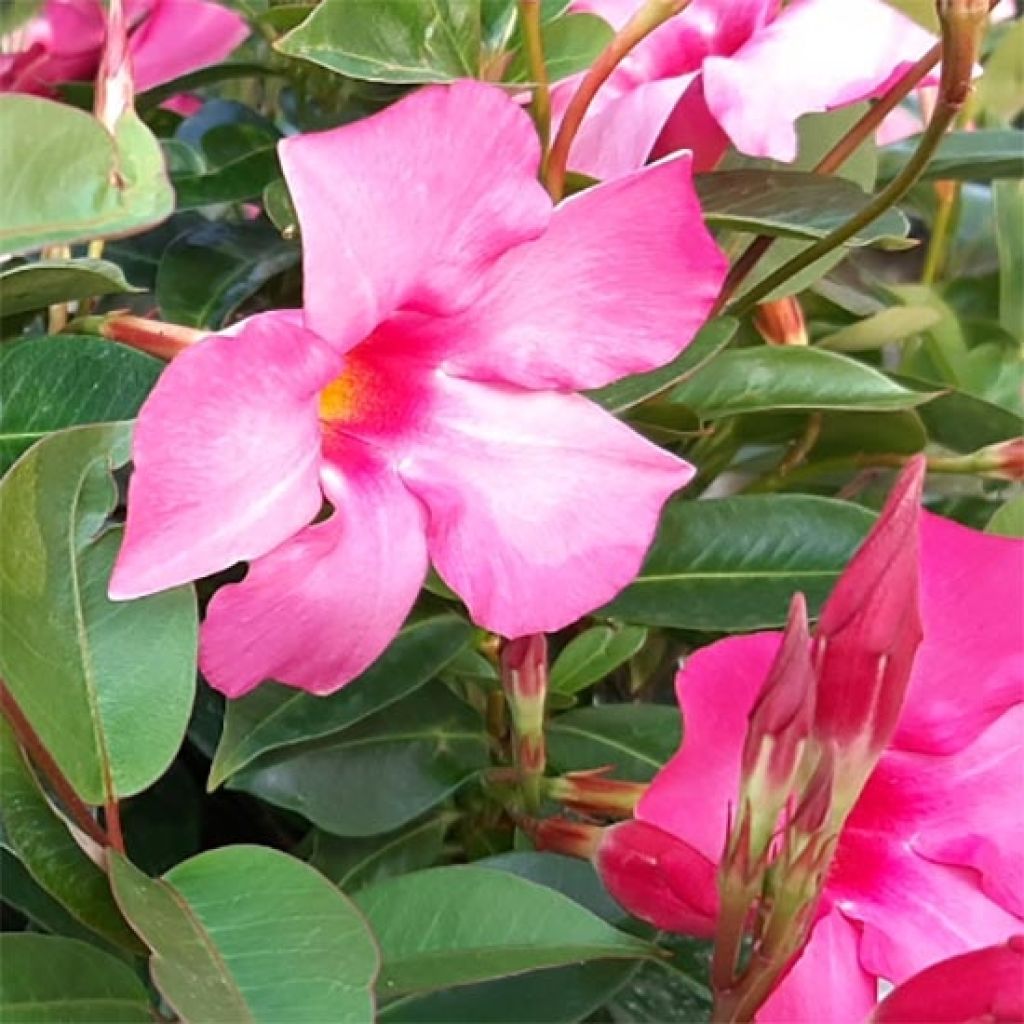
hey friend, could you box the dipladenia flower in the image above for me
[0,0,247,97]
[109,81,727,697]
[601,506,1024,1021]
[553,0,937,178]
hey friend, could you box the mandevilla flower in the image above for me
[0,0,247,97]
[554,0,937,179]
[109,80,727,697]
[599,498,1023,1020]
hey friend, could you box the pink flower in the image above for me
[0,0,248,96]
[108,80,727,697]
[554,0,937,178]
[603,510,1024,1021]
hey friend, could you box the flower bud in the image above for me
[95,0,133,133]
[975,438,1024,482]
[754,297,808,346]
[545,769,647,819]
[596,820,718,937]
[522,816,603,861]
[500,634,549,811]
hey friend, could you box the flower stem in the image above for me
[104,798,126,854]
[0,679,110,848]
[544,0,693,200]
[519,0,551,164]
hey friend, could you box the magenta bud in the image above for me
[813,457,925,767]
[789,745,835,840]
[500,634,548,703]
[596,820,719,937]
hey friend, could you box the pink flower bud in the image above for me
[545,769,647,819]
[869,935,1024,1023]
[596,820,718,937]
[977,438,1024,483]
[754,297,809,347]
[813,457,926,775]
[523,816,603,861]
[501,634,548,703]
[95,0,133,133]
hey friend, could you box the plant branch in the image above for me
[519,0,552,163]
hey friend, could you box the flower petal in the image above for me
[445,155,727,391]
[894,512,1024,755]
[110,312,338,600]
[129,0,249,93]
[702,0,936,162]
[397,374,692,637]
[200,439,428,697]
[758,909,876,1024]
[279,80,551,352]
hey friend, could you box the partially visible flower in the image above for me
[606,508,1024,1021]
[869,936,1024,1023]
[552,0,936,179]
[0,0,248,97]
[109,80,728,698]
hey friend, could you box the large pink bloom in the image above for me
[603,512,1024,1021]
[0,0,248,96]
[109,80,727,697]
[555,0,936,178]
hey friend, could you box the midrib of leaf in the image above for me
[547,725,663,769]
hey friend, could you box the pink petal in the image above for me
[637,633,778,860]
[200,438,428,697]
[397,374,692,638]
[894,512,1024,755]
[444,155,727,391]
[758,909,876,1024]
[702,0,936,162]
[129,0,249,93]
[279,81,551,352]
[110,312,338,600]
[650,74,732,171]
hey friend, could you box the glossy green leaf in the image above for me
[879,130,1024,183]
[901,376,1024,452]
[505,13,612,82]
[109,847,378,1023]
[670,347,936,418]
[698,170,910,245]
[210,613,473,787]
[0,423,197,804]
[0,259,140,317]
[229,682,489,836]
[155,221,299,328]
[550,625,648,696]
[817,305,943,352]
[262,177,298,237]
[588,317,737,414]
[0,720,141,950]
[602,495,875,630]
[0,99,173,256]
[987,494,1024,539]
[547,705,680,782]
[354,866,654,999]
[0,934,151,1023]
[277,0,482,83]
[0,337,161,474]
[994,179,1024,340]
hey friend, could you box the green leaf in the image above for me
[0,99,173,256]
[0,337,161,474]
[901,376,1024,452]
[589,317,737,414]
[155,221,299,329]
[547,705,680,782]
[277,0,482,83]
[0,934,151,1023]
[0,423,197,804]
[987,494,1024,539]
[505,13,613,82]
[602,495,875,630]
[879,130,1024,183]
[0,0,44,34]
[0,259,140,317]
[210,613,473,787]
[229,682,489,836]
[978,18,1024,124]
[817,306,943,352]
[698,170,910,245]
[994,179,1024,341]
[262,177,298,237]
[109,847,378,1023]
[0,720,141,951]
[354,866,655,999]
[669,347,937,418]
[549,625,648,696]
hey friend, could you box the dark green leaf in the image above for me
[879,130,1024,183]
[229,682,489,836]
[354,866,654,999]
[0,337,161,474]
[899,375,1024,452]
[262,178,298,237]
[602,495,875,630]
[0,934,151,1023]
[550,625,648,696]
[0,259,140,317]
[505,13,612,83]
[109,847,378,1023]
[0,423,197,804]
[0,99,173,256]
[210,613,473,787]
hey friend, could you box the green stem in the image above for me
[921,181,961,284]
[519,0,551,164]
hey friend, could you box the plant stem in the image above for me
[0,679,110,848]
[921,180,960,283]
[544,0,692,200]
[519,0,551,164]
[104,799,126,853]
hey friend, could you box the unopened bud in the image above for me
[522,815,603,860]
[937,0,989,109]
[500,635,549,812]
[95,0,133,133]
[974,438,1024,482]
[545,769,647,819]
[789,745,835,840]
[754,297,808,346]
